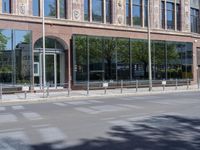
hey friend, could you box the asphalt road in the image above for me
[0,91,200,150]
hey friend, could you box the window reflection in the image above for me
[0,29,32,84]
[132,0,142,26]
[33,0,40,16]
[84,0,89,21]
[60,0,66,18]
[73,35,193,83]
[44,0,57,17]
[92,0,103,22]
[2,0,11,13]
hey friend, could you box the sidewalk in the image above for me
[1,84,199,103]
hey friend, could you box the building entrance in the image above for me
[33,37,66,89]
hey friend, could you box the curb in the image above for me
[1,88,199,105]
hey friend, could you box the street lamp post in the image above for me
[42,0,46,90]
[148,0,152,91]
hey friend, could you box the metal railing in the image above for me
[0,79,199,101]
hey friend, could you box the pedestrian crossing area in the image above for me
[0,125,70,150]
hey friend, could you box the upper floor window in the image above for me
[106,0,112,23]
[59,0,66,18]
[191,8,200,33]
[92,0,103,22]
[32,0,40,16]
[2,0,11,13]
[126,0,130,25]
[166,2,175,29]
[132,0,142,26]
[144,0,148,27]
[160,1,165,29]
[84,0,89,21]
[44,0,57,18]
[176,3,181,30]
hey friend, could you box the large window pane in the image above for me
[166,42,179,79]
[152,41,166,80]
[92,0,103,22]
[14,30,32,84]
[33,0,40,16]
[89,37,103,81]
[103,37,117,81]
[2,0,11,13]
[131,40,148,79]
[74,35,87,82]
[0,29,12,83]
[44,0,57,17]
[116,39,130,80]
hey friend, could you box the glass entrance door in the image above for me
[39,53,57,88]
[34,51,65,89]
[46,54,57,87]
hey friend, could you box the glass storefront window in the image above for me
[116,38,130,80]
[131,40,148,79]
[44,0,57,18]
[89,37,103,81]
[0,29,32,84]
[0,30,12,83]
[73,35,88,82]
[73,35,193,83]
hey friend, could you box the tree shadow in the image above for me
[1,115,200,150]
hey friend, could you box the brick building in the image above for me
[0,0,200,89]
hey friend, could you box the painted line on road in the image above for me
[31,124,50,128]
[66,101,91,105]
[117,104,143,109]
[0,114,18,123]
[75,107,99,114]
[53,102,68,107]
[0,107,6,111]
[12,105,25,110]
[21,112,43,121]
[0,128,23,133]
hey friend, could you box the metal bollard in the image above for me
[87,81,89,96]
[175,79,178,90]
[163,84,165,91]
[104,87,107,94]
[67,84,70,97]
[187,79,189,90]
[120,80,123,94]
[24,83,27,99]
[0,84,2,100]
[136,80,138,92]
[46,83,49,97]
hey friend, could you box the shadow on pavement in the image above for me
[1,115,200,150]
